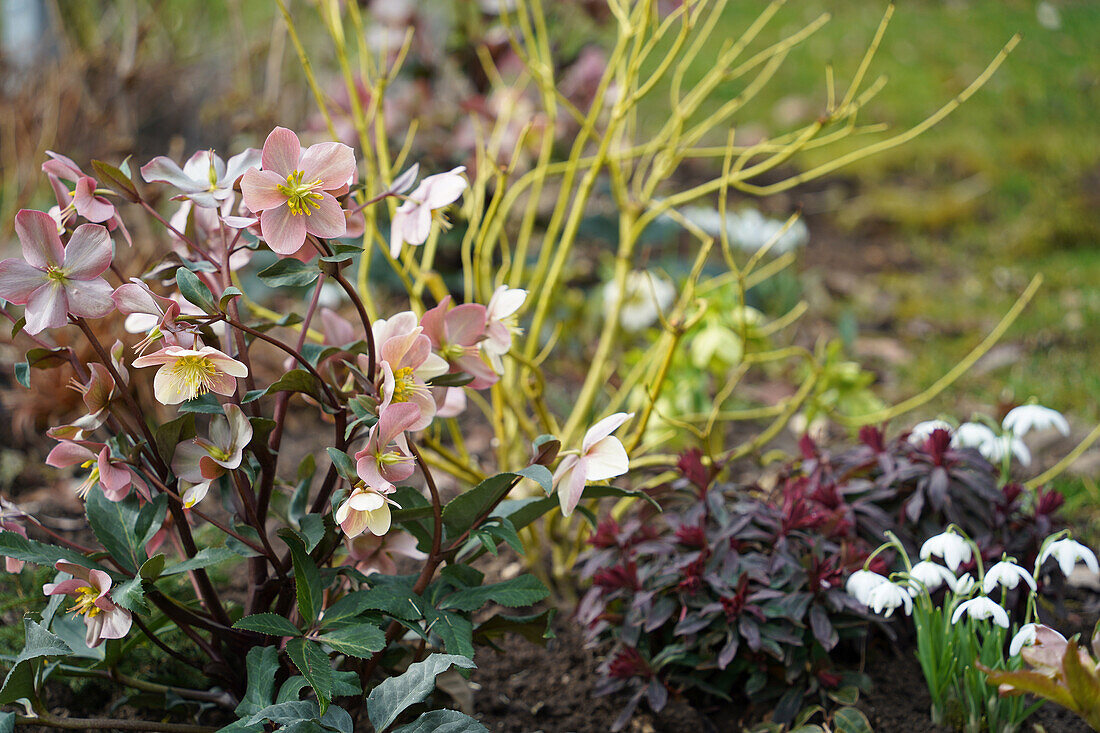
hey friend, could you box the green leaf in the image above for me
[329,583,424,622]
[439,575,549,613]
[219,286,244,310]
[474,608,556,648]
[139,553,166,580]
[325,448,357,484]
[0,531,105,572]
[162,546,238,576]
[175,267,217,314]
[235,646,280,717]
[441,473,520,537]
[832,708,873,733]
[279,530,323,626]
[319,591,375,628]
[85,485,146,573]
[289,455,316,525]
[243,369,322,404]
[286,638,333,715]
[295,514,326,553]
[155,414,195,466]
[0,710,14,733]
[0,618,72,704]
[91,159,140,202]
[178,393,225,414]
[234,613,301,637]
[111,576,148,614]
[366,654,476,732]
[13,362,29,388]
[258,259,320,288]
[276,676,310,704]
[392,709,489,733]
[423,608,474,657]
[135,494,168,552]
[318,623,386,658]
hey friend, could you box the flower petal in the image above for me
[140,156,205,191]
[583,436,629,481]
[364,503,392,536]
[421,168,468,208]
[241,168,290,212]
[300,142,356,190]
[222,149,261,187]
[555,457,587,517]
[24,282,68,334]
[582,412,634,453]
[15,209,65,269]
[0,259,47,304]
[260,205,307,255]
[72,178,115,223]
[302,193,347,240]
[62,224,113,278]
[261,127,301,177]
[65,278,115,319]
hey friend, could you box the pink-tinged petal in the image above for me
[6,557,25,573]
[222,149,261,187]
[377,402,421,446]
[260,127,301,177]
[435,387,466,418]
[42,151,83,180]
[338,507,369,539]
[52,560,91,582]
[260,205,308,255]
[300,142,356,190]
[455,353,498,390]
[15,209,65,268]
[0,259,47,304]
[172,440,209,483]
[407,392,436,432]
[379,459,415,485]
[62,224,113,278]
[96,449,130,497]
[389,209,410,257]
[554,456,587,517]
[95,605,132,641]
[241,168,289,212]
[64,278,115,319]
[321,308,357,346]
[379,329,421,368]
[46,441,95,468]
[132,345,189,368]
[88,568,113,595]
[407,201,434,246]
[152,365,188,405]
[364,503,392,536]
[221,215,258,229]
[373,311,420,348]
[205,371,238,397]
[303,193,347,240]
[140,156,205,191]
[421,167,468,209]
[202,348,249,377]
[224,404,253,450]
[419,297,450,347]
[355,457,386,489]
[199,454,229,479]
[24,282,69,334]
[582,412,634,453]
[182,150,222,183]
[447,304,488,346]
[584,437,629,481]
[73,177,115,223]
[112,282,171,316]
[44,578,86,597]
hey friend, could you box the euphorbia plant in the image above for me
[0,129,639,731]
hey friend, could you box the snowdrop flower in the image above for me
[43,561,132,647]
[982,560,1037,595]
[951,596,1010,628]
[920,530,972,572]
[952,422,1030,466]
[679,206,808,254]
[954,573,976,596]
[0,210,115,334]
[908,420,952,446]
[1038,538,1099,578]
[603,271,676,332]
[131,345,248,405]
[866,581,913,618]
[141,148,260,208]
[845,570,889,605]
[553,412,633,517]
[1002,404,1070,438]
[908,561,958,593]
[1009,623,1066,657]
[389,167,467,257]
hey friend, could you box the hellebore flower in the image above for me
[354,402,420,488]
[920,530,973,573]
[1002,404,1070,438]
[908,420,952,446]
[345,530,426,576]
[68,363,115,431]
[420,296,497,389]
[180,480,213,509]
[603,271,676,332]
[982,560,1037,595]
[241,127,355,254]
[336,486,397,538]
[553,412,633,517]
[482,286,527,371]
[172,404,253,483]
[1009,623,1066,657]
[1038,538,1100,578]
[866,581,913,618]
[908,561,959,594]
[951,596,1009,628]
[367,314,447,430]
[141,148,260,208]
[389,166,467,257]
[846,569,889,606]
[43,561,132,647]
[132,345,248,405]
[0,210,114,334]
[45,430,138,502]
[42,152,116,224]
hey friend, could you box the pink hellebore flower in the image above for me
[390,167,467,257]
[420,297,498,389]
[141,148,260,208]
[553,412,634,517]
[42,152,115,224]
[69,363,115,431]
[43,561,132,648]
[354,402,420,488]
[112,280,195,354]
[46,431,137,502]
[0,210,114,334]
[346,530,426,576]
[172,404,253,483]
[336,486,398,538]
[366,316,448,431]
[132,345,248,405]
[241,127,355,254]
[482,286,527,372]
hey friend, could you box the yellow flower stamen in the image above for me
[388,366,426,404]
[168,355,221,401]
[277,170,325,217]
[68,586,101,617]
[76,459,99,500]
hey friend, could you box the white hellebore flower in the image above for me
[389,167,467,257]
[951,596,1010,628]
[953,422,1030,466]
[920,531,973,573]
[866,581,913,618]
[908,561,958,594]
[603,271,676,332]
[1038,538,1100,578]
[1009,623,1066,657]
[553,412,633,517]
[1002,404,1070,438]
[908,420,952,446]
[336,487,397,539]
[982,561,1037,595]
[482,286,527,372]
[846,570,889,605]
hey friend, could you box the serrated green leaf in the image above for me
[234,613,301,637]
[392,709,489,733]
[175,267,217,314]
[85,485,146,572]
[279,530,323,626]
[139,553,166,580]
[162,546,238,576]
[0,619,72,704]
[318,623,386,658]
[0,532,104,572]
[111,576,148,614]
[286,638,333,715]
[423,608,474,657]
[439,575,549,613]
[295,514,326,553]
[474,608,556,648]
[258,259,320,288]
[366,654,476,732]
[234,646,280,717]
[325,448,357,484]
[178,393,225,414]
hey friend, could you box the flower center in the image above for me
[375,449,412,470]
[46,265,68,284]
[69,586,101,617]
[168,355,220,401]
[389,366,419,403]
[76,459,99,500]
[277,170,325,217]
[440,343,469,363]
